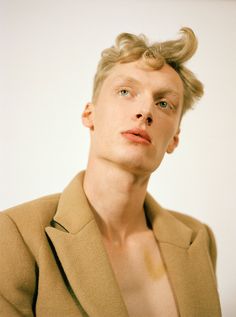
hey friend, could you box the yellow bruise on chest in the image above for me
[143,248,166,281]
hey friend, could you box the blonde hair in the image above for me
[92,27,204,115]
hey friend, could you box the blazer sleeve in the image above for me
[205,224,217,274]
[0,213,36,317]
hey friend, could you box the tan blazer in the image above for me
[0,172,221,317]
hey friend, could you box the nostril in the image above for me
[147,116,153,124]
[136,113,153,125]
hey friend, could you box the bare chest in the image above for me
[103,232,179,317]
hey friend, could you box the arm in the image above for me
[0,213,36,317]
[205,224,217,273]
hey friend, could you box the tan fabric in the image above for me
[0,172,221,317]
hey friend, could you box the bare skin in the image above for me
[84,165,179,317]
[103,228,179,317]
[82,60,183,316]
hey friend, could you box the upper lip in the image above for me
[122,128,152,143]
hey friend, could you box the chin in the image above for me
[112,151,161,175]
[96,145,164,174]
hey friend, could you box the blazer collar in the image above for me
[144,193,194,249]
[145,193,221,317]
[46,171,129,317]
[53,171,194,249]
[52,171,94,234]
[46,171,213,317]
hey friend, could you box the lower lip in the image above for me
[122,133,151,145]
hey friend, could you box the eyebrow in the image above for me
[113,76,141,86]
[154,88,181,98]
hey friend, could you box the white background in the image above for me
[1,0,235,315]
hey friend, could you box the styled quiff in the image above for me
[92,27,204,115]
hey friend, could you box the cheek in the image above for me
[94,101,126,130]
[154,119,179,146]
[93,109,118,142]
[93,105,110,128]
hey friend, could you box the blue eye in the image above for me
[156,100,175,111]
[119,89,130,96]
[158,101,169,108]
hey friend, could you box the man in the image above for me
[0,28,221,316]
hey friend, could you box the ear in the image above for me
[81,102,95,130]
[166,128,181,154]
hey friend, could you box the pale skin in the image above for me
[82,60,183,317]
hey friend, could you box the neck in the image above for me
[83,158,151,244]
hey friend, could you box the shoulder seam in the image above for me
[1,213,37,262]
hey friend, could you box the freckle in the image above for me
[143,249,165,280]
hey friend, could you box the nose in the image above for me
[135,112,153,126]
[133,94,154,126]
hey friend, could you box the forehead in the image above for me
[102,60,184,96]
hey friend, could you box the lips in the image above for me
[121,128,151,144]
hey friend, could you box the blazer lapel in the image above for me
[145,194,221,317]
[45,171,220,317]
[45,172,129,317]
